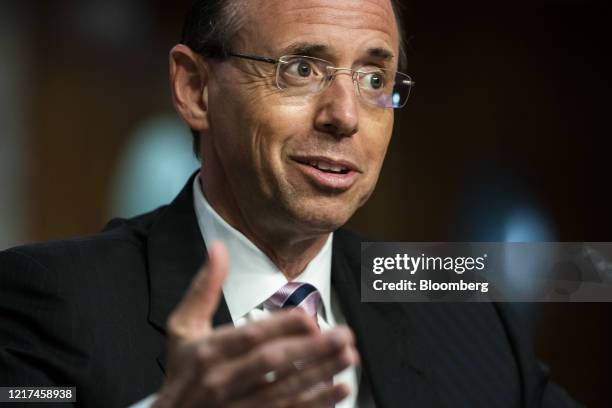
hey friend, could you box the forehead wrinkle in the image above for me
[278,22,396,55]
[283,6,393,32]
[282,0,395,20]
[246,0,397,38]
[237,0,399,63]
[295,19,393,36]
[281,3,397,49]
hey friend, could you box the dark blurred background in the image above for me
[0,0,610,406]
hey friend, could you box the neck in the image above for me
[199,168,330,280]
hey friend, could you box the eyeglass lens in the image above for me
[276,55,413,109]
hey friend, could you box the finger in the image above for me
[152,371,198,408]
[221,327,355,400]
[154,343,207,408]
[206,310,319,358]
[162,312,324,408]
[292,383,351,408]
[247,343,358,404]
[233,383,351,408]
[167,241,228,340]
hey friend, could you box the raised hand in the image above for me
[152,242,359,408]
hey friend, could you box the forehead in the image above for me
[238,0,399,62]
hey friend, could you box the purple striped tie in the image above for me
[263,282,322,321]
[264,282,333,405]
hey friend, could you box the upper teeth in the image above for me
[309,161,347,173]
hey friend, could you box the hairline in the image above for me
[221,0,407,68]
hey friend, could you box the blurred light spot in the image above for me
[392,92,401,106]
[503,208,555,296]
[504,209,554,242]
[110,115,199,218]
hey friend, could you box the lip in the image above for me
[290,156,361,191]
[291,156,362,173]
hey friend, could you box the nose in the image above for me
[313,71,359,138]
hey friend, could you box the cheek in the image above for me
[211,73,317,190]
[363,112,394,175]
[244,106,313,200]
[253,103,315,162]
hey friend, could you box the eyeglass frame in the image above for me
[223,52,414,109]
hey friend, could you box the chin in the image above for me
[286,196,359,234]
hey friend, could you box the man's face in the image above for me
[206,0,398,235]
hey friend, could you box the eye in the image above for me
[284,58,319,78]
[297,62,312,77]
[362,72,385,90]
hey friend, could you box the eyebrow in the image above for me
[278,42,395,63]
[366,47,395,62]
[280,42,331,58]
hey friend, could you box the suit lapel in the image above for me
[332,231,439,408]
[146,172,232,373]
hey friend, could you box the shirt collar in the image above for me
[192,174,333,323]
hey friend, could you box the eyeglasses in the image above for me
[226,52,414,109]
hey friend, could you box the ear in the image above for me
[169,44,210,133]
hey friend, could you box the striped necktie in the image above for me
[263,281,322,322]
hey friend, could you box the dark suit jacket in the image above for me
[0,175,582,408]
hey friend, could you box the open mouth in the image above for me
[290,156,360,191]
[304,160,351,175]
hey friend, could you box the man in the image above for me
[0,0,583,407]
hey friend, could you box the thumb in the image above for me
[167,241,228,340]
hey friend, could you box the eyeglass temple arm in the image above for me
[227,53,278,65]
